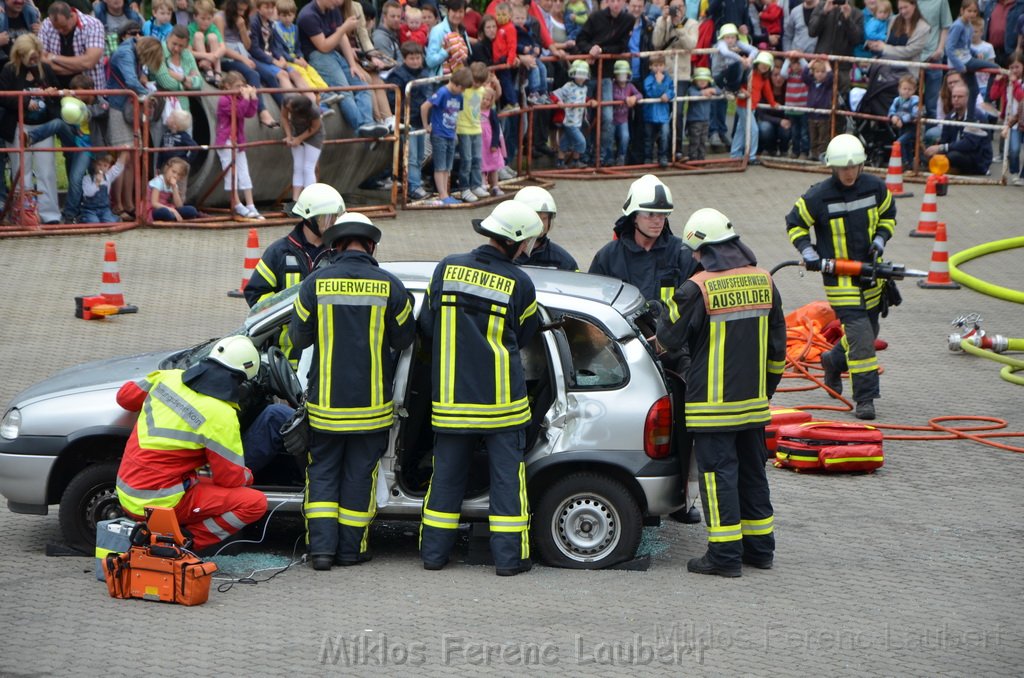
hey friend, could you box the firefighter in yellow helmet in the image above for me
[657,207,786,577]
[419,201,543,576]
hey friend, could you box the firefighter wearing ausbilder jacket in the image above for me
[785,134,896,421]
[289,213,416,572]
[657,208,787,578]
[418,201,543,577]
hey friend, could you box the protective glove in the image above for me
[869,235,886,258]
[279,405,310,461]
[801,246,821,272]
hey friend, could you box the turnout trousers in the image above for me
[823,306,881,404]
[694,429,775,568]
[420,430,530,570]
[304,429,387,560]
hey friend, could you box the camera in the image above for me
[833,0,846,5]
[669,5,679,17]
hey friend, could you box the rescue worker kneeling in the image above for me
[657,208,787,577]
[115,336,268,551]
[289,212,415,571]
[419,201,543,576]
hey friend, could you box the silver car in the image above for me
[0,263,684,569]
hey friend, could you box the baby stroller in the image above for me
[853,62,902,167]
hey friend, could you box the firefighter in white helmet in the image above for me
[419,201,543,576]
[785,134,897,420]
[589,174,697,322]
[513,186,578,270]
[658,208,786,577]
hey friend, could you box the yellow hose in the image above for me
[947,237,1024,304]
[959,339,1024,386]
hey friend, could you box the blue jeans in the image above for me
[407,131,426,192]
[431,134,456,171]
[788,115,808,155]
[757,116,790,155]
[730,106,758,160]
[499,69,518,106]
[252,59,286,107]
[560,125,586,153]
[80,205,118,223]
[960,59,1000,120]
[1008,127,1023,176]
[595,77,615,163]
[152,205,199,221]
[222,58,267,112]
[645,121,670,162]
[308,50,374,130]
[457,133,482,190]
[922,61,943,121]
[526,61,548,95]
[242,403,292,473]
[896,127,917,166]
[613,121,629,162]
[27,118,90,219]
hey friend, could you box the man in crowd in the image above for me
[39,1,106,89]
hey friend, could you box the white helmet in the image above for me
[681,207,738,250]
[322,211,382,249]
[208,336,260,380]
[622,174,673,216]
[60,97,88,126]
[473,200,543,249]
[292,183,346,234]
[824,134,867,168]
[514,186,557,215]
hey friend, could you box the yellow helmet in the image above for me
[60,97,89,127]
[717,23,739,39]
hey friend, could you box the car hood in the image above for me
[9,349,176,409]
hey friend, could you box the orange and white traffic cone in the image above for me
[885,140,913,198]
[917,222,961,289]
[100,241,138,313]
[910,175,939,237]
[228,228,261,298]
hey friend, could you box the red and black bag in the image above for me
[774,421,884,473]
[764,408,814,460]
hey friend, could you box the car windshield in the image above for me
[245,286,300,331]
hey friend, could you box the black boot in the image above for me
[496,559,533,577]
[687,554,741,578]
[855,400,876,420]
[311,555,333,571]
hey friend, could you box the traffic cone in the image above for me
[910,175,939,237]
[885,140,913,198]
[100,241,138,313]
[917,222,961,289]
[228,228,261,298]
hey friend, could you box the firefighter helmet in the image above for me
[473,200,543,244]
[208,336,260,380]
[569,60,590,79]
[292,183,346,234]
[824,134,867,168]
[681,207,738,250]
[753,51,775,70]
[717,23,739,39]
[60,97,88,126]
[514,186,557,215]
[622,174,674,216]
[322,211,382,249]
[613,60,631,77]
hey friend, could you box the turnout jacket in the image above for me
[419,245,540,432]
[589,216,699,321]
[244,223,329,307]
[658,266,787,431]
[516,238,579,271]
[115,370,253,516]
[290,250,415,433]
[785,173,896,310]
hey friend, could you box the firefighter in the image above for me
[785,134,896,420]
[115,336,269,551]
[657,208,787,577]
[589,173,698,322]
[419,201,543,577]
[243,183,346,308]
[513,186,578,271]
[289,212,415,571]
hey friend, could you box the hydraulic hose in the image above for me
[959,338,1024,387]
[947,236,1024,304]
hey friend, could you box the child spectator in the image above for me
[564,0,589,41]
[157,109,199,196]
[386,41,431,200]
[970,16,996,99]
[945,0,1000,121]
[94,0,145,55]
[686,67,719,161]
[215,71,263,218]
[990,52,1024,184]
[803,58,833,160]
[422,66,471,204]
[149,156,200,221]
[400,7,430,48]
[856,0,891,58]
[511,4,547,105]
[759,0,783,49]
[456,62,489,202]
[175,0,195,29]
[80,152,129,223]
[274,0,338,109]
[472,14,497,65]
[250,0,316,110]
[731,51,778,162]
[492,2,519,107]
[143,0,175,43]
[610,60,641,166]
[712,22,757,94]
[551,60,592,168]
[888,74,920,168]
[480,85,507,194]
[643,54,674,167]
[190,0,226,85]
[281,95,324,202]
[781,55,809,159]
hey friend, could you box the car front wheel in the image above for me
[534,472,642,569]
[59,462,124,552]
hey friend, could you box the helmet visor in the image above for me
[313,210,345,235]
[520,235,538,258]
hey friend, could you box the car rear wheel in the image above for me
[534,472,642,569]
[59,462,123,552]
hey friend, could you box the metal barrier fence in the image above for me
[0,82,402,238]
